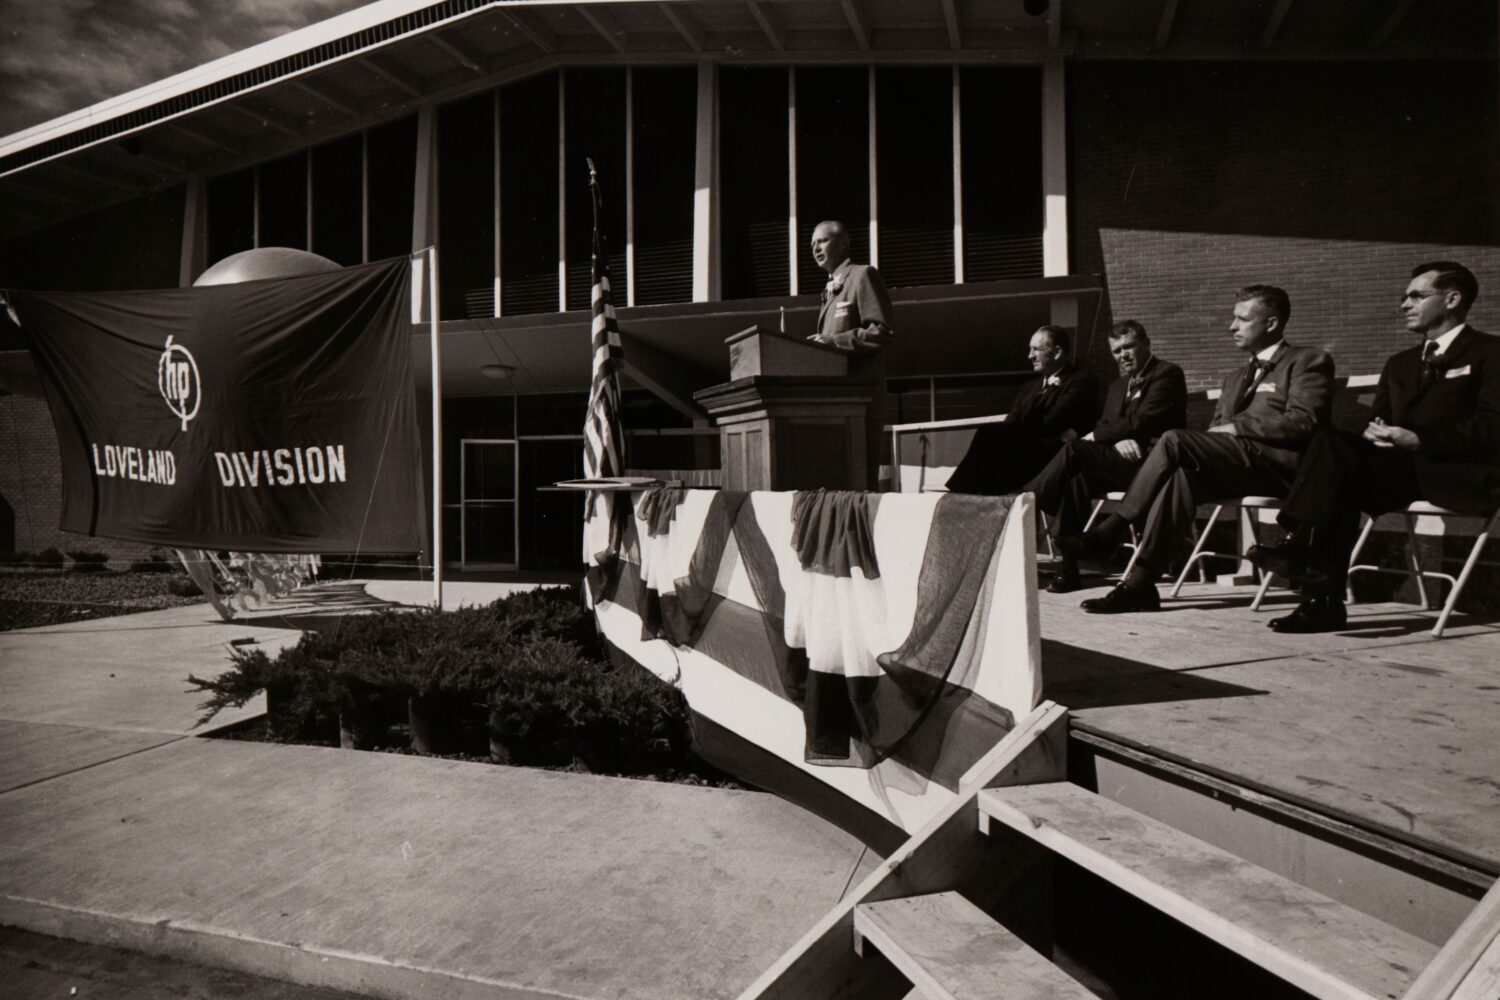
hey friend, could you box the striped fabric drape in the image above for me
[592,487,1043,835]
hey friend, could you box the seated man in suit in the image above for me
[807,219,894,489]
[1250,261,1500,632]
[1057,284,1335,613]
[1026,321,1188,592]
[944,325,1099,495]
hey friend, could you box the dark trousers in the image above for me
[1278,429,1423,593]
[1026,439,1143,539]
[945,424,1062,496]
[1117,429,1297,574]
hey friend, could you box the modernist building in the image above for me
[1,0,1497,570]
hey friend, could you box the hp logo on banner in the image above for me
[158,336,201,432]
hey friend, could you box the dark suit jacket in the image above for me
[1374,326,1500,514]
[815,261,894,350]
[1006,363,1099,440]
[1091,357,1188,450]
[1210,342,1335,473]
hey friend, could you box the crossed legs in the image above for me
[1060,429,1296,612]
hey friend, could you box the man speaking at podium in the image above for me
[808,219,895,489]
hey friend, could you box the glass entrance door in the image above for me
[461,439,517,568]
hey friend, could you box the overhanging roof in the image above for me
[0,274,1101,407]
[1,0,1495,243]
[418,274,1102,407]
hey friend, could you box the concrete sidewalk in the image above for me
[0,583,874,1000]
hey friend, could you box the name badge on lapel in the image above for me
[1445,364,1472,379]
[1255,381,1277,394]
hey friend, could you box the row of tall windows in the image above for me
[206,116,417,269]
[205,65,1042,318]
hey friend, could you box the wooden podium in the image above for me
[694,326,875,492]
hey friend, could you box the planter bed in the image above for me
[0,568,205,631]
[188,586,746,789]
[204,713,746,788]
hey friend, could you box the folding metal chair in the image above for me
[1345,502,1500,638]
[1080,491,1140,577]
[1169,496,1282,598]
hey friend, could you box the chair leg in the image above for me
[1081,497,1107,533]
[1345,514,1376,605]
[916,434,929,493]
[1170,505,1225,598]
[1433,518,1495,638]
[1039,511,1057,559]
[1403,515,1431,609]
[1250,571,1276,611]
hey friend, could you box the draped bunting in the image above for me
[591,487,1041,835]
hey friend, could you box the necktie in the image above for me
[1422,341,1444,385]
[1236,359,1271,411]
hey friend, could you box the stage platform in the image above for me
[1036,576,1500,941]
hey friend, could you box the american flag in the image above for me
[582,159,626,583]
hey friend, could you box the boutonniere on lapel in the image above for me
[1044,373,1062,388]
[825,279,844,297]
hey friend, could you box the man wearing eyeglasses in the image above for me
[1248,261,1500,632]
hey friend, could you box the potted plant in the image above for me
[187,645,337,742]
[597,661,693,775]
[488,638,604,767]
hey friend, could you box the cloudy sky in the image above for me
[0,0,372,137]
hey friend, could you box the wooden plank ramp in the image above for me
[1402,876,1500,999]
[978,782,1437,1000]
[854,892,1094,1000]
[736,702,1071,1000]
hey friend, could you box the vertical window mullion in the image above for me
[625,67,637,307]
[501,91,507,316]
[868,65,878,269]
[305,153,314,251]
[558,72,568,313]
[952,65,963,284]
[787,66,799,297]
[361,131,370,263]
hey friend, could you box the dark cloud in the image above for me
[0,0,370,138]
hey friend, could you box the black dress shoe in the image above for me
[1080,582,1161,614]
[1248,542,1329,588]
[1045,569,1083,594]
[1268,595,1347,633]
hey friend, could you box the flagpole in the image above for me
[429,244,443,609]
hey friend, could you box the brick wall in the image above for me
[0,394,152,561]
[1069,59,1500,403]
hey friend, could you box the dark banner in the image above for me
[8,257,425,553]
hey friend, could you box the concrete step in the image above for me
[853,891,1096,1000]
[978,782,1438,1000]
